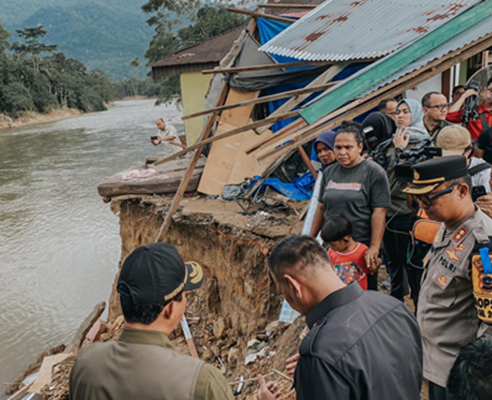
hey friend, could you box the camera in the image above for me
[462,81,481,126]
[150,136,158,141]
[395,137,442,182]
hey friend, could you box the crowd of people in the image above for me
[67,80,492,400]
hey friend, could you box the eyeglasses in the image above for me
[412,183,459,207]
[425,104,450,111]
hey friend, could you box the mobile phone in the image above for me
[472,185,486,202]
[150,136,158,141]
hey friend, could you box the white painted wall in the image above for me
[404,73,442,102]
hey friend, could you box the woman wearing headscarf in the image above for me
[383,98,430,308]
[361,111,396,150]
[313,130,336,170]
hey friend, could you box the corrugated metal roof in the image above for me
[361,13,492,97]
[259,0,482,62]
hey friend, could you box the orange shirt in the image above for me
[328,242,369,290]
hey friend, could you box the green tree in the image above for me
[142,1,246,104]
[0,19,11,52]
[11,26,58,70]
[1,82,34,116]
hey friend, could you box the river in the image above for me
[0,100,184,391]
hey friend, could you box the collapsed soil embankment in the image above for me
[6,194,306,399]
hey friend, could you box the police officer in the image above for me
[403,155,492,400]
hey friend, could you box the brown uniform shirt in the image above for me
[69,328,234,400]
[417,208,492,387]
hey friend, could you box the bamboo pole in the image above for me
[182,81,337,120]
[152,110,299,167]
[227,7,296,24]
[201,60,334,75]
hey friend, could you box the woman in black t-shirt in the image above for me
[310,122,391,290]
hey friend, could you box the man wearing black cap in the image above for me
[69,243,235,400]
[403,156,492,400]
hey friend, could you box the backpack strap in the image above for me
[481,112,491,131]
[468,162,491,176]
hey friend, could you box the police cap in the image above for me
[403,155,469,195]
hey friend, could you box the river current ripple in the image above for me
[0,100,184,387]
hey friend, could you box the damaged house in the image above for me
[8,0,492,399]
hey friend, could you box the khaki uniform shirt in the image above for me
[417,209,492,387]
[69,328,234,400]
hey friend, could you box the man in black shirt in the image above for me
[257,236,423,400]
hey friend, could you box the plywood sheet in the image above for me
[219,88,258,127]
[198,120,272,195]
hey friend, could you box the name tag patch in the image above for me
[438,255,457,274]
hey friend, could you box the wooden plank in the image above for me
[181,81,338,121]
[300,0,492,125]
[246,118,307,154]
[202,60,334,75]
[227,7,296,24]
[258,3,317,9]
[298,146,317,180]
[255,63,348,134]
[152,110,299,167]
[258,32,492,162]
[64,301,106,354]
[154,83,229,242]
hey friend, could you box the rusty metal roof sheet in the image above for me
[361,13,492,96]
[259,0,482,62]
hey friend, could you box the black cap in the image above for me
[403,155,469,195]
[117,243,204,305]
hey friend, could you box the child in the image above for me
[321,215,376,290]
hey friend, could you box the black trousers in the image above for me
[429,382,447,400]
[383,212,422,305]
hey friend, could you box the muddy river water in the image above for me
[0,100,184,389]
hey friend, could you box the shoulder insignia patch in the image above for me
[453,227,468,243]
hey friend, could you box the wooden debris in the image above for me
[64,301,106,354]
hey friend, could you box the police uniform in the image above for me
[403,156,492,398]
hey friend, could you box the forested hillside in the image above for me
[0,0,154,80]
[0,24,114,117]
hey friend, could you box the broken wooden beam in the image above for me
[298,146,317,180]
[154,83,229,240]
[254,63,348,135]
[258,3,318,9]
[202,60,334,75]
[227,7,296,24]
[181,81,337,120]
[152,110,299,167]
